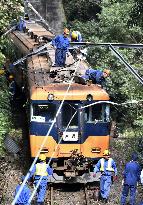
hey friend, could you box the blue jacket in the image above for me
[94,158,117,176]
[85,68,105,86]
[52,34,69,51]
[30,162,53,179]
[14,184,31,204]
[123,160,141,185]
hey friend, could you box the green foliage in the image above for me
[64,0,143,133]
[0,0,23,64]
[0,76,11,153]
[0,0,23,154]
[63,0,101,22]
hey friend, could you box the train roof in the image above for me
[9,21,110,101]
[31,84,109,101]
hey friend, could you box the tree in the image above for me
[64,0,143,135]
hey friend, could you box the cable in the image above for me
[80,100,143,110]
[28,110,78,203]
[27,59,80,203]
[12,59,80,205]
[13,42,52,66]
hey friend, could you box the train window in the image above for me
[62,102,78,128]
[85,104,102,123]
[84,103,110,123]
[32,103,56,123]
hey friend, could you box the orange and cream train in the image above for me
[9,22,110,183]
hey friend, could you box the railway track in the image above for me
[46,183,100,205]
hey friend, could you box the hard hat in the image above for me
[63,28,70,35]
[39,154,46,161]
[103,69,111,76]
[0,69,5,75]
[9,74,14,79]
[71,31,78,40]
[103,149,110,156]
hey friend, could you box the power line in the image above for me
[28,110,78,204]
[12,59,80,205]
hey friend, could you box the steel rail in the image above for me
[109,44,143,85]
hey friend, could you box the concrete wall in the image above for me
[28,0,66,34]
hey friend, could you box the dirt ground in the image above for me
[0,103,142,204]
[0,138,143,205]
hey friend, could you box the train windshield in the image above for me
[62,102,78,128]
[84,103,110,123]
[32,103,56,123]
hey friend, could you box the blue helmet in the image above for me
[131,152,138,161]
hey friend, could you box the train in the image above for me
[9,21,111,183]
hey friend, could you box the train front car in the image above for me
[30,78,110,183]
[9,21,110,183]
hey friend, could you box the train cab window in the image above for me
[84,103,110,123]
[62,102,78,128]
[32,103,56,123]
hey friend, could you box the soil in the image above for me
[0,103,142,204]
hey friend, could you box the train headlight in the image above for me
[48,94,54,101]
[91,147,101,153]
[86,94,93,101]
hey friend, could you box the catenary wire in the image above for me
[12,59,80,205]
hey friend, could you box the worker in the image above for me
[0,66,5,76]
[8,74,17,98]
[120,152,141,205]
[81,68,111,87]
[140,168,143,184]
[14,175,31,205]
[16,16,26,32]
[30,154,53,205]
[70,31,82,42]
[52,28,70,67]
[93,149,117,203]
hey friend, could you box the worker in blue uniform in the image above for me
[93,149,117,203]
[120,153,141,205]
[14,175,31,205]
[52,28,70,67]
[70,31,82,42]
[81,68,111,87]
[16,16,26,32]
[30,154,53,205]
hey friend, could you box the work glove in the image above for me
[113,175,118,181]
[93,173,96,178]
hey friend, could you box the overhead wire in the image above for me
[27,59,80,203]
[13,95,142,204]
[12,58,81,205]
[28,110,78,203]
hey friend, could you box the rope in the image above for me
[26,98,143,204]
[79,99,143,110]
[13,42,52,66]
[12,59,80,205]
[28,110,78,203]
